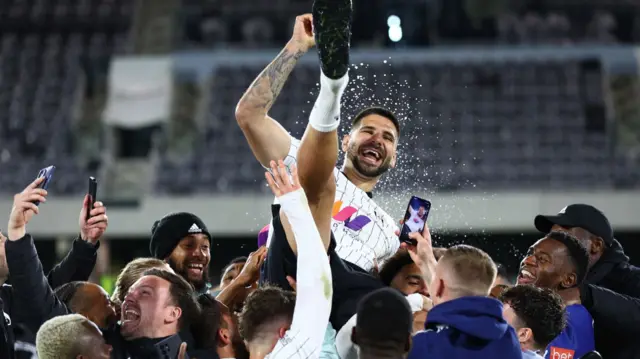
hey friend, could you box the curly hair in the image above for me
[378,250,414,286]
[238,285,296,343]
[500,285,567,350]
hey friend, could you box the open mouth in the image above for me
[360,147,383,165]
[187,263,204,277]
[121,303,140,325]
[517,268,536,285]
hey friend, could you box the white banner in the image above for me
[103,56,173,129]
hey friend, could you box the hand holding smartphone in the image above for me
[86,177,97,221]
[34,166,56,206]
[399,196,431,245]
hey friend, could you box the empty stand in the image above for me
[154,56,640,194]
[0,0,133,194]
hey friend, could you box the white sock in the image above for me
[309,71,349,132]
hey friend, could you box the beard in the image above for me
[347,141,393,178]
[167,258,210,292]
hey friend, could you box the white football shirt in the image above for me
[266,189,333,359]
[268,137,399,272]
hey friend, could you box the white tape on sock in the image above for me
[309,71,349,132]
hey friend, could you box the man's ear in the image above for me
[341,134,350,153]
[165,306,182,325]
[517,327,533,344]
[435,278,445,299]
[217,328,231,345]
[591,236,605,255]
[560,272,577,289]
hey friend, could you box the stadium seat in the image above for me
[153,55,640,194]
[0,0,133,194]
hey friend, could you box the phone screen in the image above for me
[399,196,431,244]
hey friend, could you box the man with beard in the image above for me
[517,231,595,359]
[149,212,212,294]
[235,13,401,274]
[235,0,395,332]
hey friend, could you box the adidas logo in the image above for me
[188,223,202,234]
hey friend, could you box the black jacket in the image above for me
[46,237,99,290]
[7,237,98,359]
[0,234,70,359]
[13,324,37,359]
[580,239,640,359]
[105,329,218,359]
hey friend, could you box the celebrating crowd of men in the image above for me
[1,0,639,358]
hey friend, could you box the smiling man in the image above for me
[150,212,212,294]
[115,269,200,358]
[517,231,595,359]
[235,11,401,274]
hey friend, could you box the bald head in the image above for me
[36,314,111,359]
[430,245,497,304]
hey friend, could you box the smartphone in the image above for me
[34,166,56,206]
[154,334,188,359]
[86,177,97,220]
[399,196,431,245]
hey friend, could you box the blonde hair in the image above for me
[111,257,170,305]
[36,314,97,359]
[439,245,497,297]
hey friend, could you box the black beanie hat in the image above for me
[149,212,211,259]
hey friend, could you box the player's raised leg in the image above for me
[295,0,352,242]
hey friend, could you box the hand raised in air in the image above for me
[265,160,301,197]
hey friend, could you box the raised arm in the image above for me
[6,178,69,333]
[266,162,332,357]
[48,194,108,288]
[235,15,315,168]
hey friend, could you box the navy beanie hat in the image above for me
[149,212,211,259]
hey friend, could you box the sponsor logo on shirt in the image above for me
[549,347,575,359]
[332,201,371,231]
